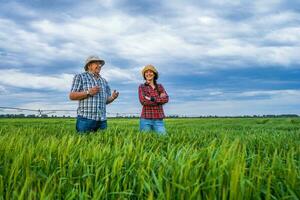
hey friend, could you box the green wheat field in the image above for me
[0,118,299,200]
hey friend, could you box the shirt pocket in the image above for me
[82,78,97,91]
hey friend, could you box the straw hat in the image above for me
[141,64,158,78]
[84,56,105,71]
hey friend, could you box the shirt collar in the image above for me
[87,71,100,79]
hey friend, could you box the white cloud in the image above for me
[0,85,7,94]
[94,0,122,8]
[0,68,138,91]
[1,1,37,18]
[0,0,299,116]
[1,2,300,74]
[254,0,283,14]
[1,85,300,116]
[102,66,139,83]
[19,101,76,111]
[169,88,300,103]
[239,89,300,97]
[0,69,73,91]
[265,27,300,44]
[255,11,299,26]
[166,89,300,116]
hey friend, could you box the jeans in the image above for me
[76,116,107,133]
[139,118,166,134]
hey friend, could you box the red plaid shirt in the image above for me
[138,83,169,119]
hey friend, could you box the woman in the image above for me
[138,64,169,134]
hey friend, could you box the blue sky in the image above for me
[0,0,300,116]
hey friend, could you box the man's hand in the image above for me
[88,86,100,96]
[112,90,119,100]
[69,86,100,100]
[106,90,119,104]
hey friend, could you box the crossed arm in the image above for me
[138,86,169,106]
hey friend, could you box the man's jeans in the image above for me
[139,118,166,134]
[76,116,107,133]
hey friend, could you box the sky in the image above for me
[0,0,300,116]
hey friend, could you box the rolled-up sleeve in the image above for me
[70,74,83,92]
[138,85,157,106]
[155,85,169,104]
[106,84,111,97]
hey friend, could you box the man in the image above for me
[69,56,119,133]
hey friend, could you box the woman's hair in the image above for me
[153,79,161,95]
[144,72,160,95]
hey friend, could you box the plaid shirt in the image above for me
[70,72,111,121]
[138,83,169,119]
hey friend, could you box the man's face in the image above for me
[88,61,102,74]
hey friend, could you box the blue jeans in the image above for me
[139,118,166,134]
[76,116,107,133]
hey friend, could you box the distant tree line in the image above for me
[177,114,299,118]
[0,114,298,118]
[0,114,72,118]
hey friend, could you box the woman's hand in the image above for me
[160,93,167,98]
[145,96,151,101]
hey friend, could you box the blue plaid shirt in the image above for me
[70,72,111,121]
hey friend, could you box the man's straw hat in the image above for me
[84,56,105,71]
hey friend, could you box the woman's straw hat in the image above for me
[141,64,158,78]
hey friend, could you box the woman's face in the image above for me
[145,70,155,81]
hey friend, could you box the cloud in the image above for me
[1,2,299,74]
[253,0,283,14]
[0,1,37,18]
[0,68,138,92]
[264,27,300,44]
[239,89,300,97]
[102,66,140,83]
[0,0,299,116]
[0,69,73,91]
[19,101,76,111]
[0,85,7,94]
[169,88,300,102]
[166,89,300,116]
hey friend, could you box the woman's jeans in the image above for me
[139,118,166,134]
[76,116,107,133]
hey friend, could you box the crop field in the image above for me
[0,118,299,199]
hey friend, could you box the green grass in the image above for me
[0,118,299,199]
